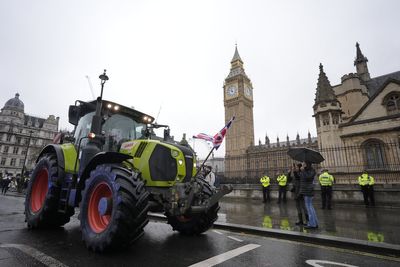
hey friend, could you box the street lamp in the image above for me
[19,130,33,192]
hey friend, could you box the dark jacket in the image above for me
[292,171,301,198]
[299,167,316,196]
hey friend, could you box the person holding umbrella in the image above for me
[287,148,324,230]
[291,163,309,225]
[299,161,319,229]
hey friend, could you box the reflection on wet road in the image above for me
[218,198,399,245]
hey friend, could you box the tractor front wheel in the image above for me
[25,153,74,228]
[80,164,149,252]
[167,178,219,235]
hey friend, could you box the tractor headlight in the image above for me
[178,159,183,165]
[171,150,179,158]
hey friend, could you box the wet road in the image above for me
[218,198,400,245]
[1,195,399,266]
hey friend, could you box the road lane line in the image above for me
[306,259,358,267]
[227,236,243,242]
[0,243,68,267]
[189,243,260,267]
[212,230,223,235]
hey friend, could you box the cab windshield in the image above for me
[74,112,146,151]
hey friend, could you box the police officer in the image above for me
[318,169,334,209]
[260,173,270,203]
[277,172,288,204]
[358,170,375,207]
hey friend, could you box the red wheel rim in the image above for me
[88,182,112,233]
[177,215,192,223]
[30,168,49,212]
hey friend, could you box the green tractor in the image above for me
[24,71,232,252]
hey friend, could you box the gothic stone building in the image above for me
[313,43,400,183]
[224,44,400,184]
[0,93,59,177]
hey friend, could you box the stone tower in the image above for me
[354,42,371,82]
[335,43,370,122]
[313,64,343,148]
[224,45,255,157]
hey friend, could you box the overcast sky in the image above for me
[1,0,399,159]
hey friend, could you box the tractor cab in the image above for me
[69,100,155,152]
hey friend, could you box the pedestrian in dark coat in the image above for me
[291,163,309,225]
[1,175,11,195]
[299,161,318,229]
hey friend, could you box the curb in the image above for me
[148,213,400,258]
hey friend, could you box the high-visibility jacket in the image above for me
[277,174,287,186]
[319,172,334,186]
[358,173,375,186]
[260,176,270,187]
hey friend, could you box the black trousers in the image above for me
[361,185,375,206]
[262,186,270,202]
[1,183,9,195]
[295,195,308,222]
[278,186,287,203]
[321,186,332,208]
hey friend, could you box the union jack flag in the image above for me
[212,116,235,150]
[193,133,214,142]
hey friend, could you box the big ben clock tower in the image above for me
[224,45,255,177]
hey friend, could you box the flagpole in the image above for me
[193,146,216,179]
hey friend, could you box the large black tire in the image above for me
[80,164,149,252]
[25,153,74,228]
[167,178,220,235]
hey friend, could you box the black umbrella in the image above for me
[287,147,325,164]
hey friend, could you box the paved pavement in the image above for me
[218,198,400,246]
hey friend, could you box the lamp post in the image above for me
[19,130,33,192]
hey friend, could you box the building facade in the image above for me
[0,93,59,177]
[313,43,400,183]
[223,44,400,184]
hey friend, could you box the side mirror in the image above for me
[68,105,81,126]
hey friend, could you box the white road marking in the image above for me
[0,243,68,267]
[306,259,359,267]
[212,230,223,235]
[189,243,260,267]
[227,236,243,242]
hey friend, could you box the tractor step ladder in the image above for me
[58,177,72,213]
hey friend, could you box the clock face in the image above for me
[245,86,252,97]
[227,86,237,96]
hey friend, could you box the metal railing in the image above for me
[221,142,400,184]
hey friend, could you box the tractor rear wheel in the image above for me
[25,153,74,228]
[80,164,149,252]
[167,178,219,235]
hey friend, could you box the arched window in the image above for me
[383,92,400,115]
[362,139,385,169]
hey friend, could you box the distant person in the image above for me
[319,169,334,209]
[299,161,318,229]
[276,171,288,203]
[1,174,11,195]
[358,170,375,207]
[260,173,271,203]
[204,166,216,187]
[291,163,308,225]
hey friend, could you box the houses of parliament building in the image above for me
[223,44,400,184]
